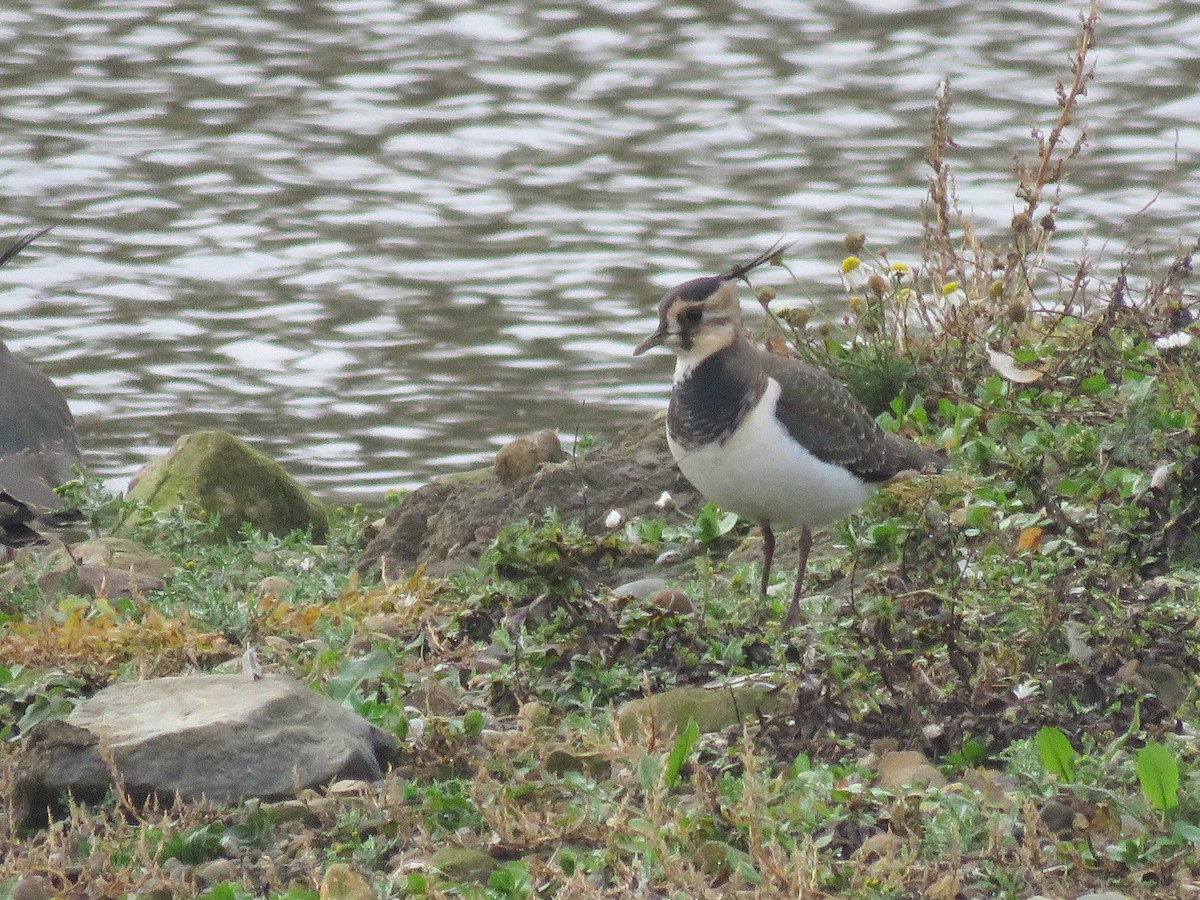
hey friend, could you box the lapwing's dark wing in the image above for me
[761,350,944,483]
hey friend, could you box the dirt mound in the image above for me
[357,416,703,580]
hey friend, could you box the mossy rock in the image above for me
[123,431,328,540]
[430,848,497,884]
[617,685,789,740]
[695,840,753,877]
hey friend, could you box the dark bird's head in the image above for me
[633,241,793,367]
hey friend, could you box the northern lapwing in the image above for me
[634,244,943,626]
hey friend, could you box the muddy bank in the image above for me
[358,416,704,580]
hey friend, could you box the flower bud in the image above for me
[780,307,810,329]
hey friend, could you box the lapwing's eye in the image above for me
[681,306,703,325]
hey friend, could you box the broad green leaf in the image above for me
[664,717,699,790]
[1137,741,1180,812]
[324,648,392,704]
[694,503,739,544]
[1036,726,1077,782]
[1173,821,1200,843]
[636,754,661,793]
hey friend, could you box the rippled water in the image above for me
[0,0,1197,500]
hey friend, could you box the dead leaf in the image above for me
[876,750,948,790]
[987,347,1044,383]
[962,768,1016,809]
[926,872,960,900]
[856,831,903,860]
[1016,526,1044,551]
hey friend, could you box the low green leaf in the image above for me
[325,648,392,704]
[694,503,739,544]
[1173,821,1200,844]
[160,823,225,864]
[636,754,661,792]
[664,717,699,789]
[463,709,485,736]
[1036,727,1077,782]
[1137,741,1180,812]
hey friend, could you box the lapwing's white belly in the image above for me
[668,378,873,530]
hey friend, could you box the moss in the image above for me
[617,685,789,739]
[123,431,328,541]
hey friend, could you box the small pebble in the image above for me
[1038,800,1075,835]
[649,588,693,615]
[494,438,539,483]
[608,578,667,600]
[8,875,57,900]
[195,858,237,886]
[257,575,291,599]
[531,428,566,463]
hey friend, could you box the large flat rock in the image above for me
[12,674,399,828]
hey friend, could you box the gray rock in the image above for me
[12,674,398,828]
[194,858,238,886]
[123,431,328,541]
[0,536,170,599]
[494,437,540,484]
[68,537,172,575]
[406,676,461,716]
[7,874,58,900]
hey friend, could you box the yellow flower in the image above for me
[840,256,869,291]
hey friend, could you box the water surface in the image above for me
[1,0,1196,500]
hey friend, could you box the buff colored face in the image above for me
[633,277,741,361]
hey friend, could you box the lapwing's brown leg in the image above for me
[783,525,813,627]
[760,522,775,598]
